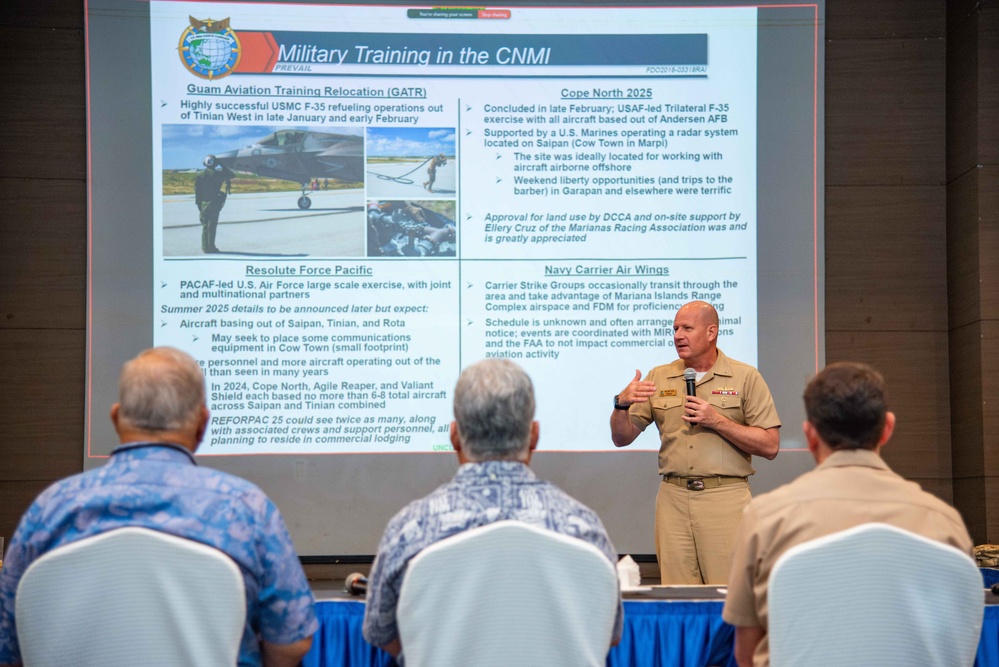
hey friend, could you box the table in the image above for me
[302,594,999,667]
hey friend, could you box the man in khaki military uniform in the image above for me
[722,362,973,667]
[611,300,781,584]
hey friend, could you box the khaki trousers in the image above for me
[655,478,751,584]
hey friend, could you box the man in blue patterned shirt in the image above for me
[0,347,317,667]
[362,358,622,658]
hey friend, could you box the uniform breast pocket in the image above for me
[651,395,684,413]
[708,394,742,414]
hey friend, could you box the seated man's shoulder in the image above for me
[741,466,972,550]
[905,484,968,525]
[739,470,820,519]
[192,464,264,493]
[379,487,460,546]
[187,466,284,517]
[20,467,118,519]
[529,481,616,553]
[543,481,603,520]
[380,479,609,553]
[34,469,95,503]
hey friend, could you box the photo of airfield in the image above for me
[161,125,365,257]
[367,200,456,258]
[366,127,456,199]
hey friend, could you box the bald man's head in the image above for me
[676,300,719,327]
[673,301,720,369]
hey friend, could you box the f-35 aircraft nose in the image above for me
[213,149,239,164]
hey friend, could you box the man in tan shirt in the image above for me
[722,361,973,667]
[611,301,781,584]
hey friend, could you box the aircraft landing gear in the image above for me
[297,195,312,210]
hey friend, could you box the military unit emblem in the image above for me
[179,16,241,80]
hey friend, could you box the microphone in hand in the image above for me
[684,368,697,397]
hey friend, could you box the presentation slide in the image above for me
[86,0,823,555]
[152,3,756,455]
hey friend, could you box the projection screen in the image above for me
[85,0,825,556]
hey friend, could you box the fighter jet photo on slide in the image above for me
[161,125,366,257]
[213,128,364,209]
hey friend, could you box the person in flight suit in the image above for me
[195,154,235,254]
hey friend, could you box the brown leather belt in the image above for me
[663,475,747,491]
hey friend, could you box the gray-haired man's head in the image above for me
[115,347,206,436]
[451,359,537,462]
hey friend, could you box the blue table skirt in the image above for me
[304,599,999,667]
[304,601,392,667]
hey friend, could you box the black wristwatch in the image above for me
[613,395,630,410]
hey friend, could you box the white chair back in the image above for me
[397,520,618,667]
[16,527,246,667]
[769,522,983,667]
